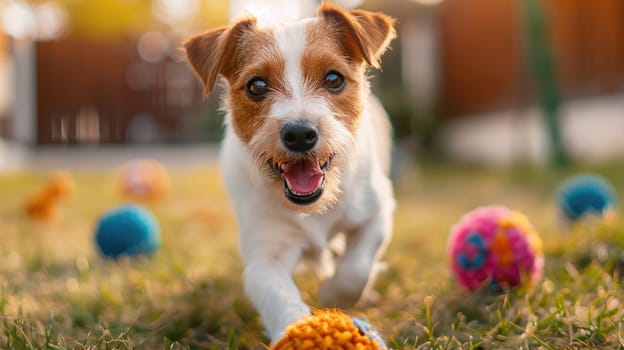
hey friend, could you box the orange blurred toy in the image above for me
[24,170,75,222]
[119,159,170,204]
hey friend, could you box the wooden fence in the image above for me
[35,35,208,144]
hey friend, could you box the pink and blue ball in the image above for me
[447,206,544,291]
[557,174,618,222]
[95,205,160,258]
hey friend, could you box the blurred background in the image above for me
[0,0,623,170]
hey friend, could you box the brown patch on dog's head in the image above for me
[184,18,286,143]
[227,40,285,144]
[298,4,396,137]
[303,21,363,134]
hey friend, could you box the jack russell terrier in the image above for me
[184,2,396,343]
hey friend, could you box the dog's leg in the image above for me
[318,205,393,308]
[243,245,311,342]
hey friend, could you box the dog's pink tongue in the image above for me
[282,159,324,194]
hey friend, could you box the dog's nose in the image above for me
[280,121,318,152]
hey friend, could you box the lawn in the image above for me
[1,161,624,349]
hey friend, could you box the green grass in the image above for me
[1,161,624,349]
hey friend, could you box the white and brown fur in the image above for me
[184,3,396,342]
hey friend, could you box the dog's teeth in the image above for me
[284,179,298,195]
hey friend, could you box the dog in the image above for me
[184,3,396,342]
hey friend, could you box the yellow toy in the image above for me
[24,170,75,222]
[271,309,387,350]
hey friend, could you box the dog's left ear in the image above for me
[319,3,396,69]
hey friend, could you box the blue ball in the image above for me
[557,174,618,222]
[95,205,160,258]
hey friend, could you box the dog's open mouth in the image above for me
[272,156,332,205]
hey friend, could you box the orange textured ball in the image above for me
[271,309,386,350]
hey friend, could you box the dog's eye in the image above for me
[246,77,269,100]
[323,71,345,93]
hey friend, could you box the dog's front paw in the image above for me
[318,276,365,308]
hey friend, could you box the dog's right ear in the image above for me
[183,18,257,96]
[319,3,396,69]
